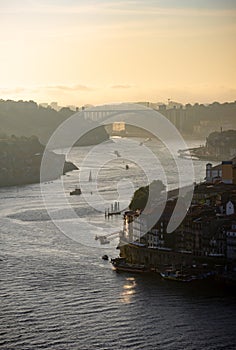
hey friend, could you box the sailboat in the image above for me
[89,170,92,182]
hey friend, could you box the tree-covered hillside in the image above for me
[0,135,77,187]
[129,180,166,211]
[0,100,109,146]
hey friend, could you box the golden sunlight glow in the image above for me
[0,1,235,105]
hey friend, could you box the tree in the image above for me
[129,180,166,211]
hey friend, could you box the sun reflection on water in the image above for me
[120,277,136,304]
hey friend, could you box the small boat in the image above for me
[95,235,110,244]
[100,237,110,245]
[70,187,81,195]
[114,150,121,157]
[160,269,193,282]
[111,257,148,273]
[102,255,109,260]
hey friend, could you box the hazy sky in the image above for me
[0,0,236,106]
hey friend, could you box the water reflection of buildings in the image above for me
[120,277,136,304]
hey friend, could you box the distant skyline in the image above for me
[0,0,236,106]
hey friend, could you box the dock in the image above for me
[105,201,121,217]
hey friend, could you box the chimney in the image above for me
[206,163,212,183]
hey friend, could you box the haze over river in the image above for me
[1,137,236,350]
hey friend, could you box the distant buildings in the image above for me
[156,102,236,136]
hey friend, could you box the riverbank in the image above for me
[178,130,236,161]
[118,243,236,286]
[178,146,222,161]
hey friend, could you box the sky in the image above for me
[0,0,236,106]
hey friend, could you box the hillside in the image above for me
[129,180,166,211]
[0,135,77,187]
[181,129,236,161]
[0,100,109,146]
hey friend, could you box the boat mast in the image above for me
[89,170,92,182]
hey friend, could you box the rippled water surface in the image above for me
[1,138,236,349]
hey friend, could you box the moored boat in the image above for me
[160,269,194,282]
[111,257,148,273]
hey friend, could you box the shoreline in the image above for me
[0,157,78,188]
[178,147,230,162]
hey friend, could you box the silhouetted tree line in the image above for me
[0,99,109,145]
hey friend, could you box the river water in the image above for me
[1,137,236,350]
